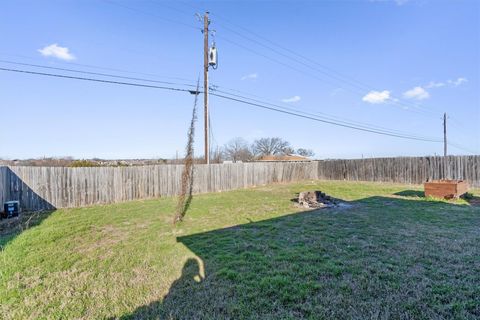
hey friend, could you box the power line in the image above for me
[0,60,199,89]
[447,115,474,140]
[166,0,374,94]
[0,59,360,131]
[447,142,478,155]
[209,92,442,143]
[0,52,198,83]
[7,63,479,153]
[0,67,194,93]
[217,22,373,93]
[217,35,364,95]
[210,84,438,138]
[211,12,379,92]
[4,65,476,154]
[211,14,442,118]
[211,87,441,141]
[217,36,439,119]
[224,87,477,154]
[4,60,442,140]
[108,0,442,120]
[172,1,441,118]
[4,59,436,140]
[103,0,201,31]
[1,66,445,144]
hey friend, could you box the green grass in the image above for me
[1,180,479,319]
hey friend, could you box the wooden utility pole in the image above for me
[443,112,447,157]
[203,12,210,164]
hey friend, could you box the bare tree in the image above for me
[283,146,295,155]
[296,148,315,157]
[252,137,291,156]
[211,146,224,164]
[173,83,199,224]
[223,138,253,162]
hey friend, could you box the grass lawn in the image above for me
[1,180,479,319]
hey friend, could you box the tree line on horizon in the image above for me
[211,137,315,163]
[0,137,315,167]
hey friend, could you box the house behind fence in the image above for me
[0,155,478,211]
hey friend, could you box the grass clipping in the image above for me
[173,84,199,224]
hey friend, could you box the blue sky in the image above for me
[0,0,478,159]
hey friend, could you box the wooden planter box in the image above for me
[424,180,469,199]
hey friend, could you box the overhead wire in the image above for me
[0,52,198,83]
[2,58,430,139]
[0,67,195,93]
[0,66,446,144]
[210,87,441,140]
[0,1,475,154]
[172,1,441,118]
[213,18,442,118]
[209,92,442,143]
[102,0,201,31]
[447,142,478,155]
[4,60,477,152]
[210,84,437,138]
[106,0,445,126]
[0,60,199,89]
[217,36,440,119]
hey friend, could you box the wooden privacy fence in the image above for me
[0,166,8,209]
[316,156,480,186]
[0,156,478,211]
[0,162,318,211]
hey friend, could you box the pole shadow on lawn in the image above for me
[0,167,55,247]
[116,192,479,320]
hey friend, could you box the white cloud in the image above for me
[362,90,391,104]
[425,77,467,89]
[401,77,467,101]
[281,95,301,103]
[425,81,445,89]
[38,44,75,61]
[403,86,430,100]
[241,73,258,81]
[448,77,468,87]
[394,0,409,5]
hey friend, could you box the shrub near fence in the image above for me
[0,156,478,211]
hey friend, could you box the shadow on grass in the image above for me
[393,190,425,198]
[0,167,55,247]
[464,194,480,207]
[394,189,480,207]
[116,192,478,319]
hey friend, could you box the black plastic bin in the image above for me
[2,201,20,219]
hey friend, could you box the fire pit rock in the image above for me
[296,190,339,209]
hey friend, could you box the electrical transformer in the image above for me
[208,46,218,68]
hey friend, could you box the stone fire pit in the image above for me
[296,190,339,209]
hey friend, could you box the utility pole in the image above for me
[203,11,210,164]
[443,112,447,157]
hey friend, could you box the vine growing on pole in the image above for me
[173,81,199,224]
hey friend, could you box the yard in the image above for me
[1,180,479,319]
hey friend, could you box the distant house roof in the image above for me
[256,154,310,162]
